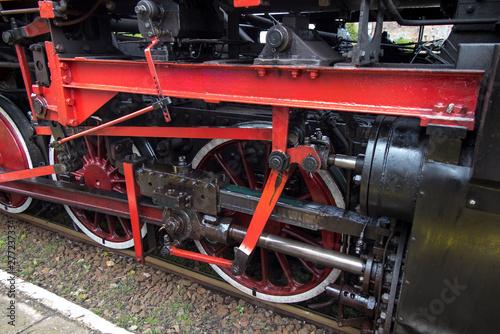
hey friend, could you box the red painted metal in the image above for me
[39,42,117,126]
[0,110,32,209]
[35,126,52,136]
[34,125,272,141]
[49,55,482,129]
[23,17,50,37]
[123,162,145,264]
[272,106,290,152]
[14,45,35,119]
[57,104,155,145]
[169,247,232,268]
[238,169,290,258]
[0,176,163,223]
[233,0,261,7]
[0,165,55,183]
[288,146,323,173]
[144,37,171,122]
[237,106,291,259]
[38,0,55,18]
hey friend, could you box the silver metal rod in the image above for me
[229,225,365,275]
[331,154,358,170]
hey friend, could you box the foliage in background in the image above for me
[345,23,358,41]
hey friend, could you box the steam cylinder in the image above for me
[360,116,428,221]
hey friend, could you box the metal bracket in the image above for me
[145,37,171,122]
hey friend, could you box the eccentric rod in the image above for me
[229,225,365,275]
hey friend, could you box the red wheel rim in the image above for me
[196,139,342,299]
[0,110,31,210]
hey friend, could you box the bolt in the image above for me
[55,44,65,53]
[145,22,151,28]
[65,98,75,106]
[30,93,37,99]
[68,119,78,127]
[445,103,455,114]
[135,5,147,14]
[380,312,387,320]
[433,103,446,113]
[2,31,12,44]
[382,293,390,303]
[309,70,319,79]
[59,62,69,70]
[105,1,116,10]
[468,199,476,206]
[466,5,475,13]
[257,69,267,77]
[62,75,71,84]
[302,155,319,173]
[353,174,362,185]
[290,70,300,78]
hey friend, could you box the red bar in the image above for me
[37,126,273,141]
[58,104,155,144]
[170,247,232,268]
[272,106,290,152]
[14,45,35,120]
[233,0,261,7]
[0,165,55,183]
[0,176,163,223]
[238,106,291,258]
[123,163,144,264]
[36,126,52,135]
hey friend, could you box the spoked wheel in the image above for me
[49,135,149,249]
[193,122,345,303]
[0,96,44,213]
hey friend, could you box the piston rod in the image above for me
[229,225,365,275]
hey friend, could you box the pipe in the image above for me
[0,8,39,16]
[382,0,500,26]
[229,225,365,275]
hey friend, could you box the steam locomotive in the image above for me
[0,0,498,333]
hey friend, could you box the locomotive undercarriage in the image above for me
[0,0,499,333]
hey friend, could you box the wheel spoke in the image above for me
[213,150,245,187]
[237,141,257,189]
[275,252,296,288]
[260,248,270,286]
[117,217,133,237]
[84,136,97,160]
[92,212,102,231]
[282,225,321,246]
[298,258,322,278]
[106,216,117,237]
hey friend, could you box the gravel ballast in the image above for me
[0,212,334,334]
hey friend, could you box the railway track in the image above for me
[3,211,358,334]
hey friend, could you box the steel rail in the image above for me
[1,211,359,334]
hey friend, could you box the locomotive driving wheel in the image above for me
[49,136,148,249]
[193,122,345,303]
[0,96,43,213]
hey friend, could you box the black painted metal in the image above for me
[395,161,500,334]
[360,117,427,221]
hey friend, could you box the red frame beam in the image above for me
[37,126,272,141]
[45,55,483,129]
